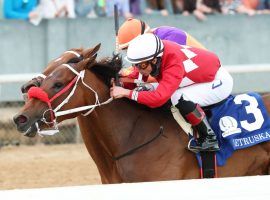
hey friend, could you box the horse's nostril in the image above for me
[15,115,28,125]
[21,83,37,93]
[24,85,33,93]
[26,85,33,91]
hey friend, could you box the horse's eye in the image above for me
[53,82,63,89]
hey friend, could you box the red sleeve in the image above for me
[128,63,184,108]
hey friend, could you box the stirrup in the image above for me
[187,138,200,153]
[187,138,220,153]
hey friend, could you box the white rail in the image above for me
[0,64,270,84]
[0,73,39,84]
[0,175,269,200]
[225,63,270,73]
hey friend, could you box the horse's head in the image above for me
[14,44,102,137]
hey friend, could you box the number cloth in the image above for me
[205,93,270,166]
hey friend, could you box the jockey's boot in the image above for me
[175,98,219,152]
[193,119,220,152]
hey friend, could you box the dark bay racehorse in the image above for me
[13,44,270,183]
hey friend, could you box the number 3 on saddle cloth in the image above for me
[193,92,270,167]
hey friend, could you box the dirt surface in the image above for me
[0,144,101,190]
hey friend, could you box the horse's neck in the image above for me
[89,100,143,157]
[81,72,149,157]
[77,115,122,183]
[77,73,149,182]
[77,100,145,183]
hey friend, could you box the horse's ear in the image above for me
[76,53,98,71]
[87,53,98,69]
[83,43,101,59]
[92,43,101,55]
[76,58,91,71]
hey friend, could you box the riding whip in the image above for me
[114,4,120,86]
[114,4,120,54]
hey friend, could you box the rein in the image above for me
[112,126,164,161]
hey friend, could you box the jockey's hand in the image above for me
[110,79,130,99]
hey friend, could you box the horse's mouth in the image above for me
[13,118,37,137]
[23,125,38,137]
[13,113,43,137]
[16,122,38,137]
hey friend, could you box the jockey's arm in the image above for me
[127,64,184,108]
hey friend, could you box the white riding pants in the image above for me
[170,67,233,107]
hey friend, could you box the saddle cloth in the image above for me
[204,92,270,166]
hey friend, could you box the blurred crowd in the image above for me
[0,0,269,24]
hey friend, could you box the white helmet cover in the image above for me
[125,33,164,64]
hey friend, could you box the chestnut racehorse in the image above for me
[14,44,270,183]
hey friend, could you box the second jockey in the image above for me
[110,33,234,152]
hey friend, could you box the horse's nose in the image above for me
[13,114,29,127]
[21,84,32,93]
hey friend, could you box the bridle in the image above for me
[27,63,113,136]
[22,50,82,102]
[54,50,81,62]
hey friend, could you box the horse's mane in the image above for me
[89,54,123,87]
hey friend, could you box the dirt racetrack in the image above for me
[0,144,101,190]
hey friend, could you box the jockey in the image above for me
[110,33,234,152]
[118,18,206,89]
